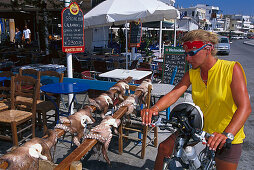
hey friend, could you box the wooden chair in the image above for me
[93,60,108,73]
[19,68,40,94]
[129,59,139,70]
[118,84,158,159]
[0,75,40,146]
[19,69,63,133]
[81,70,97,80]
[36,70,64,133]
[0,71,14,111]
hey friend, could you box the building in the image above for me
[178,4,223,31]
[160,0,175,6]
[223,14,252,38]
[178,7,206,29]
[194,4,220,31]
[177,17,198,31]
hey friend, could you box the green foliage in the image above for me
[142,35,154,56]
[117,26,126,53]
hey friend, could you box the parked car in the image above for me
[216,36,230,55]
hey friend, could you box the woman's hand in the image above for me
[141,106,159,125]
[207,132,227,150]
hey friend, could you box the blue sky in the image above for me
[175,0,254,16]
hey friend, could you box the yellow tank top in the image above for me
[189,59,246,144]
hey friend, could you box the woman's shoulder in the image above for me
[217,59,237,69]
[219,59,236,65]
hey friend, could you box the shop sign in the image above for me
[129,21,142,47]
[162,46,187,85]
[61,2,84,53]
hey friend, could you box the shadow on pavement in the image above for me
[83,159,155,170]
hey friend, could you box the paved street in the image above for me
[217,39,254,170]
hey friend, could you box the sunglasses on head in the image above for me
[184,44,211,56]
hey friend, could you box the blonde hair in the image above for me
[182,29,219,56]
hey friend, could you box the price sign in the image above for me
[129,21,142,47]
[162,46,187,85]
[61,2,84,53]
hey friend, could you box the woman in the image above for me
[14,27,22,48]
[141,29,251,170]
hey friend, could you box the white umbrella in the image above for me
[84,0,179,65]
[84,0,179,28]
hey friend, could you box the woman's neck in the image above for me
[200,55,217,73]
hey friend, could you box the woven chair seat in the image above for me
[36,101,55,112]
[0,99,10,111]
[16,96,55,112]
[0,110,32,123]
[16,96,37,104]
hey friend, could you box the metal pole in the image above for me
[36,11,41,52]
[159,21,162,58]
[65,0,74,114]
[125,21,128,69]
[131,47,135,63]
[174,19,177,47]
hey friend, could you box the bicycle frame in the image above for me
[162,129,216,170]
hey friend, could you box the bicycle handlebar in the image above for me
[151,115,232,149]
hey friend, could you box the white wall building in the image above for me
[227,14,251,34]
[159,0,175,6]
[194,4,219,31]
[177,17,199,31]
[178,7,206,29]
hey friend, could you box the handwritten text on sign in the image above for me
[61,2,84,53]
[163,46,186,85]
[129,21,142,47]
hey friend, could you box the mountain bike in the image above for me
[152,102,232,170]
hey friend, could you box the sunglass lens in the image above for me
[185,51,195,56]
[189,51,195,56]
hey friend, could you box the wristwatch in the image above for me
[222,132,234,141]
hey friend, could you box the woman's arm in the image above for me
[141,71,191,125]
[224,63,251,135]
[208,63,252,150]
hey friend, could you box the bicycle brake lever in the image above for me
[151,116,163,127]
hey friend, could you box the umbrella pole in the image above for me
[174,19,177,47]
[159,21,162,58]
[125,21,128,69]
[65,0,74,114]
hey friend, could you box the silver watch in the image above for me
[222,132,234,141]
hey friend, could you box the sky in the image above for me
[175,0,254,16]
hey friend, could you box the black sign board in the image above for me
[129,21,142,47]
[61,2,84,53]
[162,46,186,85]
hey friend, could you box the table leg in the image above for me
[43,92,60,124]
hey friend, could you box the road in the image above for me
[218,39,254,170]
